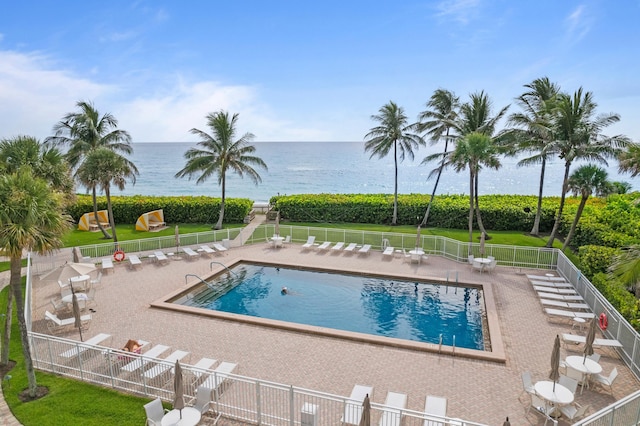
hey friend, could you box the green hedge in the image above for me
[271,193,559,231]
[68,195,253,225]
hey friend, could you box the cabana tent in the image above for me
[78,210,110,231]
[136,209,166,231]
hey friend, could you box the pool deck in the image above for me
[32,243,640,425]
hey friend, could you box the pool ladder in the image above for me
[209,261,238,277]
[438,333,456,357]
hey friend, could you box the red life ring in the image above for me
[113,250,126,262]
[598,312,608,330]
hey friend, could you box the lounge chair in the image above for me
[331,242,345,251]
[561,333,623,348]
[121,344,170,373]
[144,397,168,426]
[382,246,394,257]
[316,241,331,251]
[539,299,589,310]
[101,258,114,273]
[358,244,372,256]
[544,308,595,320]
[199,245,216,256]
[423,395,447,426]
[182,247,199,259]
[536,291,584,302]
[301,236,316,249]
[343,243,358,252]
[50,297,68,314]
[60,333,111,358]
[212,243,228,254]
[527,274,567,282]
[201,361,237,394]
[530,279,573,288]
[341,384,373,425]
[153,251,169,264]
[188,357,217,381]
[143,349,190,380]
[533,285,577,295]
[282,235,291,247]
[44,310,91,334]
[379,391,407,426]
[129,254,142,269]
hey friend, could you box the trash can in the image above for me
[222,238,230,249]
[300,402,318,426]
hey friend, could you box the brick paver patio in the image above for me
[32,243,640,425]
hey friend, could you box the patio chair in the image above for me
[144,397,168,426]
[265,237,275,248]
[282,235,291,247]
[559,374,579,394]
[341,384,373,425]
[527,394,554,426]
[379,391,407,426]
[402,249,411,264]
[592,367,618,394]
[301,236,316,249]
[191,385,213,414]
[50,297,68,314]
[467,254,474,264]
[559,402,589,421]
[566,366,587,393]
[587,353,601,363]
[90,271,102,286]
[519,371,535,400]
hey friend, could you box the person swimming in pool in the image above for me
[281,286,288,295]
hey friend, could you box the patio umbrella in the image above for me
[583,318,597,363]
[71,289,83,341]
[358,393,371,426]
[479,232,486,257]
[173,360,185,418]
[415,225,422,249]
[175,225,180,253]
[502,417,511,426]
[275,211,280,236]
[40,262,97,284]
[549,334,561,391]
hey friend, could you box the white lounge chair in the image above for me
[101,258,114,273]
[341,384,373,425]
[379,391,407,426]
[545,308,595,320]
[358,244,372,255]
[201,361,237,394]
[423,395,447,426]
[527,274,567,282]
[121,344,170,372]
[199,245,216,256]
[343,243,357,252]
[561,333,623,348]
[188,357,217,381]
[60,333,111,358]
[143,349,190,380]
[129,254,142,269]
[153,251,169,264]
[537,291,584,302]
[316,241,331,251]
[212,243,228,253]
[331,242,345,251]
[533,285,577,295]
[539,299,589,310]
[182,247,199,259]
[530,280,573,288]
[382,246,394,257]
[44,310,91,334]
[301,236,316,249]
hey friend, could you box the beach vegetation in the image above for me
[45,101,138,241]
[175,110,267,230]
[364,101,425,225]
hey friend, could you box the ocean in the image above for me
[103,142,638,203]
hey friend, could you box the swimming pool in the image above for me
[173,262,486,350]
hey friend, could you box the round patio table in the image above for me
[161,407,201,426]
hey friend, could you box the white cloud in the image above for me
[435,0,481,25]
[565,5,592,43]
[99,31,138,43]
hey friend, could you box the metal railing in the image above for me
[28,332,486,426]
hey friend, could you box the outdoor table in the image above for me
[271,236,285,248]
[161,407,201,426]
[69,275,90,291]
[61,293,88,304]
[534,380,574,417]
[566,355,602,393]
[409,249,424,264]
[473,258,491,273]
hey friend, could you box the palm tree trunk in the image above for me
[420,132,450,227]
[468,170,475,244]
[9,256,38,397]
[547,163,571,247]
[392,141,398,225]
[474,173,488,237]
[562,196,588,250]
[105,186,117,244]
[1,289,12,366]
[215,175,226,230]
[531,159,546,235]
[92,187,112,239]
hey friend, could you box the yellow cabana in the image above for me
[135,209,166,231]
[78,210,110,231]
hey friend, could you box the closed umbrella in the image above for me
[175,225,180,253]
[71,289,83,341]
[173,360,185,418]
[358,393,371,426]
[550,334,561,391]
[275,212,280,236]
[40,262,97,283]
[415,225,422,249]
[583,318,597,363]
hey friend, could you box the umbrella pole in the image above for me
[71,284,83,342]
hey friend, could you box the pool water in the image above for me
[176,263,485,350]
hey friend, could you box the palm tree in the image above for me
[46,101,137,238]
[175,111,267,230]
[77,148,137,244]
[0,169,72,398]
[505,77,560,235]
[364,101,425,225]
[562,164,612,250]
[609,246,640,298]
[418,89,460,227]
[545,88,631,247]
[618,143,640,177]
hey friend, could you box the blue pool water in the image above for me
[176,263,485,350]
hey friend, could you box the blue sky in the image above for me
[0,1,638,142]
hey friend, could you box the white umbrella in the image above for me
[40,262,97,283]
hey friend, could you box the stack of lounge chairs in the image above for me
[527,274,597,322]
